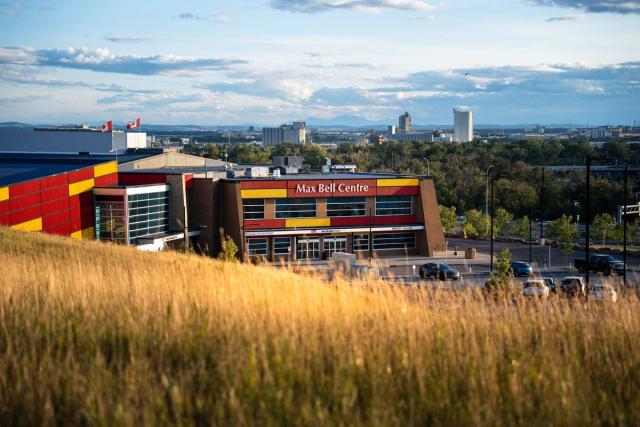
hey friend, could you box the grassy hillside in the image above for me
[1,228,640,426]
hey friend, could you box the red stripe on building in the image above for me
[44,222,70,236]
[376,186,419,196]
[41,185,69,202]
[10,204,41,225]
[94,173,117,187]
[10,192,42,210]
[240,181,286,190]
[41,198,70,215]
[40,174,68,189]
[184,173,193,189]
[42,210,70,229]
[0,199,9,215]
[329,217,371,227]
[0,213,9,226]
[118,173,167,186]
[244,219,286,229]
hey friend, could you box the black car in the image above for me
[419,263,461,280]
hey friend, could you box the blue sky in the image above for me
[0,0,639,125]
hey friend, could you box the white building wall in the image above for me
[453,109,474,142]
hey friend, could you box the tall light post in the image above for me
[485,166,494,216]
[490,172,495,273]
[584,156,611,286]
[422,157,431,176]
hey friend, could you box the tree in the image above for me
[547,215,578,264]
[439,205,457,234]
[494,208,513,236]
[218,235,239,262]
[512,216,530,238]
[592,213,616,246]
[463,209,489,238]
[496,248,512,286]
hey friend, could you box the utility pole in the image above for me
[585,156,591,286]
[529,215,533,264]
[539,167,545,241]
[623,165,628,288]
[485,166,493,216]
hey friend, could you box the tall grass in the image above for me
[1,227,639,426]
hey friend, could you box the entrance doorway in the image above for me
[323,235,347,258]
[296,237,320,260]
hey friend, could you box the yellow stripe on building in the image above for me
[0,186,8,202]
[93,161,118,178]
[71,226,95,240]
[285,217,330,228]
[11,217,42,232]
[377,178,419,187]
[69,178,95,196]
[241,188,287,199]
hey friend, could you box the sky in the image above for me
[0,0,639,126]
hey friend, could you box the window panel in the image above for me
[243,199,265,220]
[373,233,416,250]
[276,198,316,218]
[326,197,366,217]
[375,195,412,216]
[274,237,291,255]
[353,234,370,252]
[247,238,269,256]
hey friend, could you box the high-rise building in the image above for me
[398,112,411,133]
[262,122,306,145]
[453,108,474,142]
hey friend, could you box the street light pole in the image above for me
[539,167,545,241]
[485,166,493,216]
[529,215,533,264]
[585,156,591,286]
[422,157,431,176]
[490,172,495,273]
[623,164,628,288]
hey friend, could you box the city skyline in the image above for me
[0,0,639,125]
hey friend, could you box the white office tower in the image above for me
[262,122,306,145]
[453,108,474,142]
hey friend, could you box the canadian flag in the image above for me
[127,117,141,130]
[100,121,112,132]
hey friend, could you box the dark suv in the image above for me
[509,261,533,277]
[419,263,461,280]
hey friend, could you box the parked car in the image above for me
[574,254,625,276]
[589,284,618,302]
[559,276,587,297]
[509,261,533,277]
[541,277,556,293]
[419,263,460,280]
[522,279,550,298]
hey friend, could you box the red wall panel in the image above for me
[10,192,42,210]
[41,198,70,215]
[42,210,70,229]
[69,195,80,208]
[10,205,41,226]
[9,180,40,197]
[329,217,371,227]
[67,167,94,184]
[184,173,193,189]
[244,219,286,229]
[376,186,419,196]
[41,186,69,202]
[45,222,70,236]
[0,213,9,226]
[79,192,93,206]
[94,173,117,187]
[0,199,9,215]
[40,174,68,189]
[69,215,81,233]
[118,173,167,186]
[374,215,418,225]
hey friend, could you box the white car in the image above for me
[522,279,550,297]
[589,284,618,302]
[560,276,587,297]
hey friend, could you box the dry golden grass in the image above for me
[1,227,640,426]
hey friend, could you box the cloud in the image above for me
[269,0,436,13]
[202,78,314,101]
[0,2,53,17]
[529,0,640,14]
[0,46,245,75]
[0,64,92,88]
[102,36,154,43]
[0,94,50,105]
[546,14,584,21]
[175,12,232,23]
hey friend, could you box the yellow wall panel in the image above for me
[241,188,287,199]
[377,178,419,187]
[71,226,95,240]
[285,217,330,228]
[93,161,118,178]
[0,186,8,202]
[11,217,42,232]
[69,178,95,196]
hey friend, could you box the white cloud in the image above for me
[269,0,436,13]
[529,0,640,14]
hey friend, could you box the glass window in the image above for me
[247,238,268,256]
[326,197,366,217]
[273,237,291,255]
[276,198,316,218]
[126,191,169,244]
[373,232,416,250]
[375,195,412,216]
[95,195,127,244]
[243,199,265,220]
[353,234,369,252]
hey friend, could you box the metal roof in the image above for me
[224,172,424,181]
[0,151,158,186]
